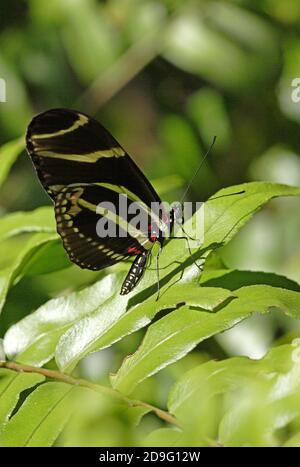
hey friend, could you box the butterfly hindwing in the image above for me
[54,183,154,270]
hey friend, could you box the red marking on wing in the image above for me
[127,246,142,254]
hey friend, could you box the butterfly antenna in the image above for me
[179,135,217,204]
[171,136,216,271]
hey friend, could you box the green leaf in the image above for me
[0,232,58,313]
[0,138,25,189]
[168,344,295,416]
[61,0,119,83]
[0,382,76,447]
[56,286,234,373]
[283,432,300,447]
[126,406,151,427]
[0,58,32,137]
[55,182,300,373]
[20,239,70,276]
[160,114,212,182]
[202,182,300,250]
[166,343,300,446]
[6,182,300,372]
[217,353,300,446]
[163,3,279,92]
[187,87,232,153]
[144,428,183,447]
[0,207,55,242]
[4,273,124,365]
[0,369,44,425]
[111,285,300,394]
[200,267,300,292]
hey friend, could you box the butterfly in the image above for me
[26,108,172,296]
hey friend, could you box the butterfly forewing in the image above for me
[26,108,161,206]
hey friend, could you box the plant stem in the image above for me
[0,360,180,427]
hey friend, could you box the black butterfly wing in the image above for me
[26,108,161,206]
[26,108,163,270]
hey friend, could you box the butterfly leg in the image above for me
[184,236,203,273]
[170,222,203,273]
[155,245,162,301]
[120,251,149,295]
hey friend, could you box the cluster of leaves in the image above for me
[1,141,300,446]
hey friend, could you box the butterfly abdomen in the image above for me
[120,252,149,295]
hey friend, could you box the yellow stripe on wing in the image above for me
[34,146,125,162]
[31,114,89,139]
[77,197,154,250]
[94,182,168,234]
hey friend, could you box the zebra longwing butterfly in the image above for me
[26,108,172,295]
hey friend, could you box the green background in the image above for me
[1,0,300,446]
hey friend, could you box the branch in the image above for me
[75,31,162,113]
[0,360,180,428]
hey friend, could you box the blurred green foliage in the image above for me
[1,0,300,447]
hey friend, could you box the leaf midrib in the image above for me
[23,385,74,447]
